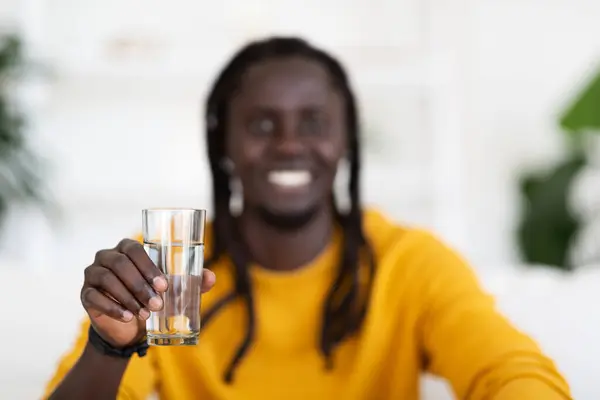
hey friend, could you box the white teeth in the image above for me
[267,170,312,188]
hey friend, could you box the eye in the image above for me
[299,113,326,136]
[249,117,275,136]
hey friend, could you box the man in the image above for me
[46,37,571,399]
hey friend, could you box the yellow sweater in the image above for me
[45,209,570,399]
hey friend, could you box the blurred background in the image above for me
[1,0,599,399]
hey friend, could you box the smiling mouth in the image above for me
[267,170,312,189]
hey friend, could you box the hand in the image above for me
[80,239,216,348]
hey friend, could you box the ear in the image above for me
[340,144,352,163]
[207,113,218,131]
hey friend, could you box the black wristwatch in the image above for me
[87,325,149,358]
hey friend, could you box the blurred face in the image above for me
[226,57,347,221]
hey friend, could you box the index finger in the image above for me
[117,238,168,292]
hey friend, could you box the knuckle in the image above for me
[99,270,113,287]
[83,265,94,281]
[113,253,131,270]
[131,281,151,299]
[125,297,141,311]
[103,304,119,317]
[93,249,110,263]
[117,238,137,253]
[80,287,93,306]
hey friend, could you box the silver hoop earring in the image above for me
[221,158,235,174]
[229,177,243,216]
[334,158,351,212]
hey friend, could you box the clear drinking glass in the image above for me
[142,208,206,346]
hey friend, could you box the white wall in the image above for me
[464,0,600,263]
[1,0,599,272]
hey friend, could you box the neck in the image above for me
[239,205,334,272]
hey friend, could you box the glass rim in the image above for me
[142,208,207,213]
[142,208,206,244]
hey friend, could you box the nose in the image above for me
[274,136,305,156]
[272,117,306,156]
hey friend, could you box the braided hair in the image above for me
[201,36,375,383]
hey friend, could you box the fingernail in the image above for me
[153,276,168,291]
[122,310,134,321]
[149,296,163,311]
[139,308,150,320]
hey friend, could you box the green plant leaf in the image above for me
[516,155,586,269]
[0,33,49,221]
[560,67,600,134]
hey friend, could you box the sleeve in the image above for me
[43,318,158,400]
[418,236,572,399]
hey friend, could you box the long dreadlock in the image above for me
[201,36,376,383]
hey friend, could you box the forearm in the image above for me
[494,377,571,400]
[48,342,130,400]
[463,353,572,400]
[418,242,572,399]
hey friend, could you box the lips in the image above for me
[267,170,312,189]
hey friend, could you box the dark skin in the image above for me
[49,57,346,399]
[228,57,347,270]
